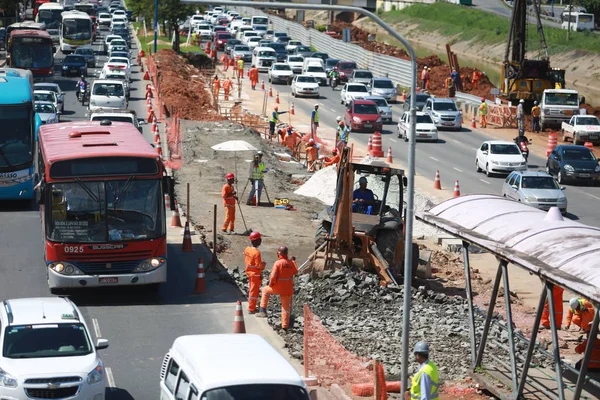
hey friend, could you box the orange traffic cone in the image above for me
[143,70,150,80]
[290,102,295,115]
[145,86,153,99]
[261,80,265,90]
[194,258,206,293]
[156,137,163,157]
[471,116,476,129]
[164,192,170,208]
[275,91,280,104]
[182,222,193,252]
[170,199,182,228]
[233,300,246,334]
[153,124,160,144]
[269,85,273,97]
[386,146,393,163]
[453,180,461,197]
[367,136,373,152]
[434,170,442,190]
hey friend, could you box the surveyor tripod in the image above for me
[240,178,272,205]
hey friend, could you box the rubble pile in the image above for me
[228,266,554,381]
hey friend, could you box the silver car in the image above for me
[231,45,252,62]
[350,70,373,85]
[364,96,392,123]
[34,83,64,112]
[502,171,567,215]
[368,78,397,102]
[423,97,463,131]
[35,101,59,124]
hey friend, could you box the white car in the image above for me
[98,12,112,27]
[195,24,213,40]
[89,79,128,111]
[98,68,130,98]
[90,109,144,133]
[108,44,129,58]
[112,9,126,18]
[34,82,64,112]
[291,75,320,98]
[475,140,527,177]
[286,40,302,52]
[190,14,205,28]
[286,55,304,74]
[34,90,59,112]
[397,111,438,142]
[303,64,327,86]
[35,101,60,124]
[106,57,131,80]
[0,297,109,400]
[340,83,369,106]
[268,63,294,84]
[104,34,122,53]
[247,36,262,49]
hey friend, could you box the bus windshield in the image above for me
[37,9,63,29]
[48,180,163,243]
[0,105,34,168]
[62,19,92,40]
[11,38,53,69]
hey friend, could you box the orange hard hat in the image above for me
[226,173,235,180]
[332,149,338,154]
[249,231,262,240]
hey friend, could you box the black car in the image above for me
[74,47,97,68]
[546,145,600,185]
[225,39,241,55]
[267,42,288,62]
[275,35,291,44]
[311,52,329,62]
[403,93,432,112]
[61,55,88,77]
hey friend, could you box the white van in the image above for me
[302,57,324,71]
[160,334,313,400]
[235,26,252,40]
[89,79,127,111]
[561,12,595,31]
[252,46,277,72]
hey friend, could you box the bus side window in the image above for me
[165,359,180,393]
[188,385,199,400]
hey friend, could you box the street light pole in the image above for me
[181,0,419,393]
[153,0,159,53]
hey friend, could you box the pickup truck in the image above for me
[561,114,600,145]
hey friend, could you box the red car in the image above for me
[336,60,357,83]
[344,99,383,133]
[215,32,232,50]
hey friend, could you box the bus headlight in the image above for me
[49,262,83,275]
[134,258,165,272]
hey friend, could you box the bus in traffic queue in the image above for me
[5,21,46,38]
[8,30,55,81]
[32,0,51,18]
[74,3,98,33]
[36,120,175,293]
[35,2,64,44]
[0,68,42,202]
[59,10,92,53]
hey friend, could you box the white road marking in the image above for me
[106,367,116,392]
[389,138,397,143]
[92,318,102,338]
[452,139,460,143]
[586,193,600,201]
[479,179,491,185]
[429,156,439,162]
[330,108,336,112]
[453,167,463,172]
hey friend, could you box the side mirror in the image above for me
[138,118,146,125]
[555,155,561,161]
[95,338,109,350]
[511,185,518,190]
[35,182,45,205]
[482,150,488,155]
[561,186,566,190]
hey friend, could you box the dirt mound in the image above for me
[581,103,600,117]
[153,49,224,121]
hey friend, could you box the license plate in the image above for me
[579,173,590,178]
[443,122,454,126]
[364,124,372,128]
[99,277,118,284]
[419,134,428,137]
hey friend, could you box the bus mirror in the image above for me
[402,176,408,187]
[163,175,176,210]
[36,184,45,205]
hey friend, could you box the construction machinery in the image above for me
[501,0,565,105]
[310,145,418,285]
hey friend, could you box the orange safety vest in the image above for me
[269,256,298,296]
[221,183,236,206]
[249,68,259,80]
[213,79,221,89]
[575,339,600,368]
[306,144,317,161]
[244,246,265,277]
[223,80,233,91]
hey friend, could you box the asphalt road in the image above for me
[473,0,564,29]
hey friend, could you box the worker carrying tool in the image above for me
[269,106,287,138]
[322,148,340,167]
[247,151,269,205]
[212,75,221,98]
[222,77,233,101]
[248,64,259,90]
[352,176,375,213]
[575,338,600,372]
[478,98,488,128]
[404,342,439,400]
[566,298,595,333]
[311,104,319,136]
[540,285,564,330]
[256,246,298,330]
[244,231,266,314]
[221,173,237,233]
[305,138,318,172]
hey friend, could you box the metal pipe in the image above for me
[573,309,600,399]
[461,241,477,368]
[475,261,503,368]
[516,283,547,397]
[181,1,419,391]
[547,284,566,400]
[501,261,519,394]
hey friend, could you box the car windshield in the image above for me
[370,98,388,107]
[354,104,378,114]
[3,323,92,359]
[273,64,291,70]
[234,46,249,52]
[111,46,128,53]
[297,76,317,83]
[339,62,357,70]
[11,41,53,69]
[289,41,301,45]
[269,43,285,51]
[433,102,458,111]
[562,148,596,161]
[297,46,310,52]
[288,57,303,62]
[201,384,308,400]
[65,55,85,64]
[76,48,94,55]
[35,93,55,103]
[374,80,394,89]
[258,51,276,57]
[348,85,368,93]
[35,103,56,113]
[415,94,431,102]
[227,40,241,46]
[93,83,124,97]
[354,71,373,78]
[307,66,324,73]
[48,180,163,243]
[91,116,133,123]
[35,85,58,93]
[521,177,560,189]
[274,32,286,37]
[490,144,521,155]
[577,117,600,125]
[416,114,434,124]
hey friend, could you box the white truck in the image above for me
[540,89,580,131]
[561,114,600,145]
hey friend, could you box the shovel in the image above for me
[236,198,252,236]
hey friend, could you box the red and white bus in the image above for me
[37,120,174,293]
[7,29,55,81]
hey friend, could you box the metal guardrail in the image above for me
[455,91,495,106]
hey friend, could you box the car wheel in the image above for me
[340,98,344,105]
[545,164,552,176]
[485,163,492,177]
[558,170,565,184]
[476,159,482,173]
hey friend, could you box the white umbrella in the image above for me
[211,140,259,186]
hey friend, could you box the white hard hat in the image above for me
[519,99,525,103]
[314,103,319,107]
[414,341,430,354]
[336,116,342,122]
[569,298,580,310]
[424,66,428,69]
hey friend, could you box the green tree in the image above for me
[577,0,600,19]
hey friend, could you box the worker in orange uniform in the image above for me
[205,41,211,54]
[256,245,298,330]
[420,66,428,90]
[566,298,595,333]
[305,138,318,172]
[237,58,245,79]
[212,75,221,98]
[323,148,340,167]
[244,231,266,314]
[248,64,259,90]
[575,338,600,372]
[284,127,302,155]
[540,285,564,330]
[222,77,233,101]
[478,97,488,128]
[472,70,481,89]
[221,173,237,233]
[223,53,230,71]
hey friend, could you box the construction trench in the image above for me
[146,40,600,398]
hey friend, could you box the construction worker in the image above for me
[555,81,562,89]
[516,99,525,133]
[247,151,269,205]
[205,41,211,54]
[445,75,455,98]
[540,286,564,330]
[337,120,350,154]
[212,75,221,98]
[352,176,375,213]
[244,231,266,314]
[284,127,302,156]
[425,66,431,90]
[575,338,600,372]
[248,64,259,90]
[472,70,480,89]
[222,77,233,101]
[451,68,461,91]
[531,100,541,132]
[421,66,428,90]
[256,245,299,330]
[237,57,245,79]
[305,138,318,172]
[269,106,287,137]
[223,53,230,71]
[221,173,237,233]
[404,342,439,400]
[478,97,488,128]
[566,298,595,333]
[323,148,340,167]
[311,104,319,136]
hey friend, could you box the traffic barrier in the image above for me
[261,80,265,90]
[471,116,476,129]
[367,136,372,152]
[453,180,461,197]
[386,146,393,163]
[194,258,206,293]
[156,137,163,157]
[546,132,558,156]
[153,122,160,144]
[269,85,273,97]
[290,102,295,115]
[145,85,153,99]
[369,132,384,157]
[143,70,150,80]
[181,222,193,252]
[584,142,594,149]
[275,91,280,104]
[147,109,155,124]
[233,300,246,333]
[170,199,183,228]
[434,170,442,190]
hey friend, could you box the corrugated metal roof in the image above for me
[416,194,600,304]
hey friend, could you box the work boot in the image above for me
[256,308,267,318]
[221,229,227,233]
[229,230,235,234]
[248,309,257,315]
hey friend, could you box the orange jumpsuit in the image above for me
[221,183,236,231]
[472,70,480,88]
[566,299,595,332]
[284,131,302,154]
[305,143,317,171]
[324,153,341,167]
[260,255,298,328]
[248,67,259,89]
[575,339,600,369]
[541,286,564,328]
[213,78,221,98]
[223,54,230,71]
[244,246,266,312]
[222,79,233,101]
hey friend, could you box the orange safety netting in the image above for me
[164,111,183,170]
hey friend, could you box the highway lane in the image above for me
[473,0,564,29]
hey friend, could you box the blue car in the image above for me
[61,54,88,77]
[546,144,600,185]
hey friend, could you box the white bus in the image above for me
[561,12,595,31]
[59,10,92,53]
[36,3,64,44]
